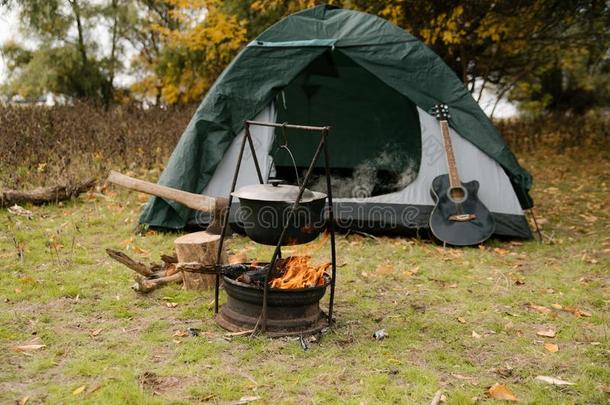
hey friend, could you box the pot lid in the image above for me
[231,183,326,203]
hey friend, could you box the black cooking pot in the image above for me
[232,181,327,245]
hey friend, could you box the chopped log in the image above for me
[106,248,154,277]
[0,178,95,208]
[132,273,183,293]
[174,231,226,290]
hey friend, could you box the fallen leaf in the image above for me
[534,375,574,386]
[544,343,559,353]
[580,214,598,223]
[550,303,563,310]
[494,247,510,255]
[375,263,394,275]
[72,385,86,395]
[91,329,103,337]
[488,383,519,401]
[563,307,592,317]
[599,385,610,394]
[173,330,188,337]
[237,396,261,404]
[527,303,552,314]
[166,302,178,308]
[457,317,466,324]
[537,329,557,338]
[132,245,149,255]
[18,396,29,405]
[13,344,46,352]
[471,330,481,339]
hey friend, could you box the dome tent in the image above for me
[140,4,533,239]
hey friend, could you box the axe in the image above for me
[107,171,229,234]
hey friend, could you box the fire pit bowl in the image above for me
[216,265,330,337]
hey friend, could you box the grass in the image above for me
[0,148,608,404]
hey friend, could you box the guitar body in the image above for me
[429,174,495,246]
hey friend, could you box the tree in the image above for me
[129,0,247,104]
[1,0,134,105]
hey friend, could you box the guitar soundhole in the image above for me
[448,186,467,203]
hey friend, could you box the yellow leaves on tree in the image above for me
[132,0,247,105]
[420,6,466,46]
[251,0,320,14]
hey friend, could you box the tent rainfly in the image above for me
[140,5,534,239]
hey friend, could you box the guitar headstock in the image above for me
[430,104,450,121]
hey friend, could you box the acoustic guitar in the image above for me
[428,104,495,246]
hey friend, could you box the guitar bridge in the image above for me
[448,213,477,222]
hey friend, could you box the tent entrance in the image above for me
[272,50,422,198]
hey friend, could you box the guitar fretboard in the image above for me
[439,120,461,189]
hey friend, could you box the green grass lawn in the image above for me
[1,149,608,404]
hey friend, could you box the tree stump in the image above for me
[174,231,226,290]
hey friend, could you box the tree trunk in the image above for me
[174,231,226,290]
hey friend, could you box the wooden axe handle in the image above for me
[107,171,216,213]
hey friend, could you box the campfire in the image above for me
[270,256,330,289]
[234,255,330,289]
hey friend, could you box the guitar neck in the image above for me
[439,120,461,188]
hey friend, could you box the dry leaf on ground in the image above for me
[534,376,574,386]
[237,396,261,404]
[544,343,559,353]
[527,303,552,314]
[537,329,557,338]
[376,263,394,275]
[72,385,86,395]
[13,344,46,352]
[472,330,481,339]
[563,307,592,317]
[488,383,519,401]
[494,247,510,255]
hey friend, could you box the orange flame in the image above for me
[270,255,330,289]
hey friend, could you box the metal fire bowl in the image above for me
[216,272,330,337]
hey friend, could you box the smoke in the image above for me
[308,148,418,199]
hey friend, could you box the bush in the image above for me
[496,110,609,153]
[0,102,196,188]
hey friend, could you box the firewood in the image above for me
[106,249,154,277]
[132,273,182,293]
[0,178,95,207]
[161,254,178,264]
[174,231,226,290]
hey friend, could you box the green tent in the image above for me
[140,4,533,238]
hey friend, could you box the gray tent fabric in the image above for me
[140,4,533,230]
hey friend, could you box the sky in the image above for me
[0,6,517,117]
[0,6,19,82]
